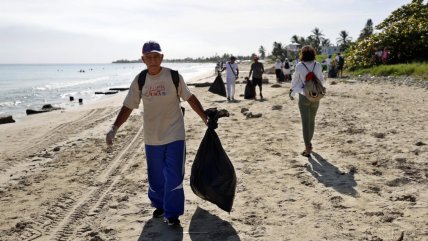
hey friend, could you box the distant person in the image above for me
[222,56,239,101]
[326,55,332,73]
[375,49,383,64]
[336,53,344,78]
[382,47,389,64]
[274,59,283,82]
[290,45,325,157]
[215,61,223,75]
[283,58,292,81]
[215,62,220,74]
[248,55,265,99]
[105,40,207,227]
[326,55,336,78]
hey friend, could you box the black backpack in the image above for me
[338,56,345,67]
[284,62,290,69]
[137,69,185,115]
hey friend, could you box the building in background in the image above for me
[321,46,340,56]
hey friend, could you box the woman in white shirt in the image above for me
[290,45,325,157]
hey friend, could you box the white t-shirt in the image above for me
[123,67,193,145]
[290,61,325,96]
[275,62,283,69]
[326,58,332,66]
[225,62,238,79]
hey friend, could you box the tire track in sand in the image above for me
[0,107,120,184]
[45,123,145,241]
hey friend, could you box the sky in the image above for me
[0,0,412,64]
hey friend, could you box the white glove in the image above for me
[106,125,118,146]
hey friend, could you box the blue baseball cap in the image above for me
[142,41,162,54]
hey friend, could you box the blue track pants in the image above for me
[145,140,185,218]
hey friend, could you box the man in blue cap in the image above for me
[106,41,207,226]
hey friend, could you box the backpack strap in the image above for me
[138,69,180,97]
[170,69,180,97]
[301,62,309,71]
[301,62,318,88]
[228,62,237,78]
[301,62,318,72]
[137,69,148,91]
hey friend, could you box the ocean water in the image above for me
[0,63,214,120]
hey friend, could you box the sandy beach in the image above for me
[0,63,427,241]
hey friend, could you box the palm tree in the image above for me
[271,42,289,60]
[291,35,300,44]
[322,39,331,47]
[337,30,352,51]
[311,28,325,44]
[306,36,316,47]
[310,28,325,52]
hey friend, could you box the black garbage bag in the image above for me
[328,68,337,78]
[208,74,226,97]
[190,108,236,213]
[244,77,255,99]
[279,71,285,82]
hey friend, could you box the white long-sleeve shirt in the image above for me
[291,61,325,96]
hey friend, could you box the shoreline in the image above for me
[0,64,427,240]
[1,68,216,123]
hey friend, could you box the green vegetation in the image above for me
[350,62,428,79]
[346,0,428,70]
[112,59,140,63]
[316,54,328,63]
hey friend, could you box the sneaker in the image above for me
[227,97,231,101]
[152,208,164,218]
[164,217,180,226]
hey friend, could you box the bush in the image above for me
[346,0,428,70]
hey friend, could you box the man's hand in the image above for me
[106,125,118,146]
[202,115,208,126]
